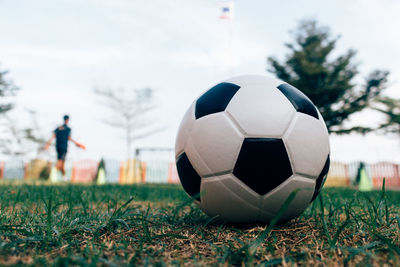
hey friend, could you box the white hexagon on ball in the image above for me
[175,103,196,158]
[226,75,296,137]
[284,113,330,178]
[185,112,244,177]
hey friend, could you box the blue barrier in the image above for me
[145,161,169,183]
[3,160,25,180]
[104,159,120,183]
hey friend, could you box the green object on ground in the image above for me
[359,166,372,191]
[49,166,59,183]
[97,167,106,185]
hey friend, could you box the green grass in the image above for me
[0,182,399,266]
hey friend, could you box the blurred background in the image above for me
[0,0,399,186]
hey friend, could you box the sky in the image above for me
[0,0,399,163]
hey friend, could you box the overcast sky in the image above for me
[1,0,399,162]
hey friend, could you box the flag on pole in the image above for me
[219,1,234,20]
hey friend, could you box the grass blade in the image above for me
[248,189,298,254]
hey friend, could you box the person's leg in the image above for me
[56,149,67,180]
[59,159,66,176]
[56,159,63,171]
[59,151,67,180]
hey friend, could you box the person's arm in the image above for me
[44,133,56,151]
[68,136,86,150]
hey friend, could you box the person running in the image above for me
[45,115,85,180]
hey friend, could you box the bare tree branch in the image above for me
[94,86,162,159]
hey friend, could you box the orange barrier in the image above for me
[325,162,350,187]
[370,162,400,188]
[168,162,180,184]
[0,161,4,179]
[141,162,147,183]
[119,159,142,184]
[71,160,98,183]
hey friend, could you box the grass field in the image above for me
[0,182,399,266]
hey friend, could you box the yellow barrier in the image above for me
[24,159,50,180]
[119,159,143,184]
[325,162,349,187]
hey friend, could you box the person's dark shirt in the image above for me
[54,124,71,151]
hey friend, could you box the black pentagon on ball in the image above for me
[176,152,201,201]
[277,83,319,120]
[233,138,293,196]
[195,82,240,119]
[311,155,330,202]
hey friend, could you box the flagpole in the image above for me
[218,1,235,75]
[228,8,234,75]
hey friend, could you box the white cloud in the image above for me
[0,44,122,68]
[168,37,268,71]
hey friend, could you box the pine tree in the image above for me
[373,97,400,135]
[0,67,18,114]
[268,20,389,134]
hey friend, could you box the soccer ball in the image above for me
[175,75,330,223]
